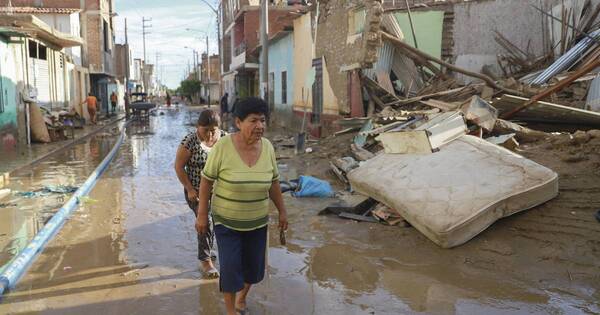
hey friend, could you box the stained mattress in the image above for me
[348,135,558,248]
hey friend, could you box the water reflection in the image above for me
[0,133,118,270]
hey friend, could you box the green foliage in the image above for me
[178,79,201,98]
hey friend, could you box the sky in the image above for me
[115,0,220,89]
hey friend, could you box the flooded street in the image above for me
[0,106,598,315]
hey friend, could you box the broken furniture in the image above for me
[348,135,559,248]
[375,111,467,154]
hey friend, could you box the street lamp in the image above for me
[195,1,223,97]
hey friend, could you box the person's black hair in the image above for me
[233,97,269,121]
[197,109,221,127]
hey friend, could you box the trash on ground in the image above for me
[15,185,78,198]
[292,176,335,198]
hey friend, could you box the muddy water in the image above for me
[0,106,598,314]
[0,126,121,270]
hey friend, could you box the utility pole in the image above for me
[206,35,211,107]
[125,17,129,93]
[142,17,152,67]
[199,0,223,96]
[260,0,269,101]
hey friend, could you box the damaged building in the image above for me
[244,0,600,136]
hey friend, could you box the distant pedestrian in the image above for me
[81,92,98,124]
[110,91,118,114]
[124,93,130,119]
[166,92,172,107]
[220,92,229,121]
[196,97,288,315]
[175,109,227,278]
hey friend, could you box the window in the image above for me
[28,40,47,60]
[103,20,109,52]
[28,40,37,58]
[281,71,287,104]
[348,7,366,35]
[38,44,47,60]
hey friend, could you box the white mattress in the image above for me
[348,135,558,248]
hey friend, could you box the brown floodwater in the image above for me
[0,105,598,314]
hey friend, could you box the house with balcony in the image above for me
[220,0,304,104]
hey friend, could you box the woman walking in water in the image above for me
[175,109,226,278]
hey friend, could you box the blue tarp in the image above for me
[292,176,335,198]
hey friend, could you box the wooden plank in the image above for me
[338,212,379,223]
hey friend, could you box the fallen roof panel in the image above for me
[491,94,600,127]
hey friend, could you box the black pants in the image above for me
[184,189,216,261]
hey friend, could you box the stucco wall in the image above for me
[292,13,314,111]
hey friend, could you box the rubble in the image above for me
[299,8,600,246]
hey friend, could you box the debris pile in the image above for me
[322,7,600,247]
[30,104,84,143]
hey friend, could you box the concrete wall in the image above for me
[452,0,562,83]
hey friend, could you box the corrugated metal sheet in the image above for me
[531,28,600,85]
[381,13,404,40]
[364,40,396,80]
[587,74,600,112]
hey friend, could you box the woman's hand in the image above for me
[195,214,209,235]
[187,189,199,202]
[278,210,289,231]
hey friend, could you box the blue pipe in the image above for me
[0,125,127,298]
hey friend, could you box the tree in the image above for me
[178,79,201,99]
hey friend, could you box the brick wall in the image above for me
[316,0,383,115]
[243,9,295,57]
[86,14,102,71]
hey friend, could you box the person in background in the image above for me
[110,91,118,114]
[166,92,172,107]
[175,109,226,278]
[124,93,130,119]
[81,92,97,124]
[196,97,288,315]
[220,92,229,123]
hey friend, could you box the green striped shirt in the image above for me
[201,135,279,231]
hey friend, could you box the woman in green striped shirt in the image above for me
[196,97,288,315]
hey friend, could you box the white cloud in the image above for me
[115,1,220,88]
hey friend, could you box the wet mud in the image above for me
[0,106,598,314]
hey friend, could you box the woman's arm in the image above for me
[174,145,195,193]
[195,178,214,234]
[269,180,288,231]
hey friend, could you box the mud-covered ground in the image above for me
[0,107,598,314]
